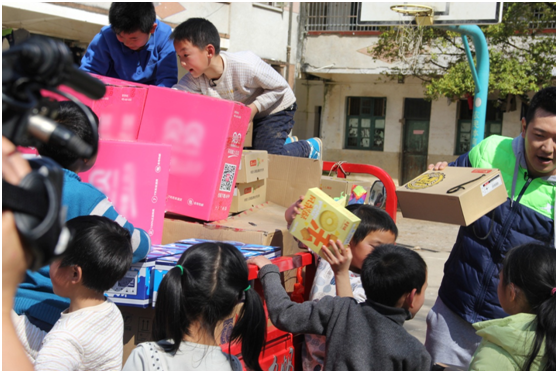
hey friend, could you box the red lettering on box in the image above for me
[472,169,492,173]
[250,160,257,167]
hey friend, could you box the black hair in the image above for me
[37,101,99,169]
[501,243,555,371]
[525,86,556,127]
[109,2,156,34]
[60,215,132,293]
[153,242,266,370]
[346,204,398,244]
[361,244,427,307]
[170,18,220,55]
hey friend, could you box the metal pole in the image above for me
[441,25,489,148]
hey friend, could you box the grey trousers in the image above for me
[425,297,482,369]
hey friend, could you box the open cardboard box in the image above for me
[396,167,508,226]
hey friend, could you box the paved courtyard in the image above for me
[393,212,460,343]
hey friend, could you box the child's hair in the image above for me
[61,215,132,293]
[346,204,398,243]
[37,101,99,169]
[109,2,156,34]
[171,18,221,55]
[361,244,426,307]
[525,86,555,126]
[501,243,555,371]
[153,242,266,371]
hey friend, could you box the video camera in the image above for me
[2,36,106,270]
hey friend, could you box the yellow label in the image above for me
[405,172,445,190]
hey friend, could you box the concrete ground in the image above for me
[393,211,460,344]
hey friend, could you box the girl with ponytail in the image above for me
[123,242,266,371]
[469,243,555,371]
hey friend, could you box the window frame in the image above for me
[454,100,503,155]
[345,96,387,151]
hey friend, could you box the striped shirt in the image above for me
[13,300,124,371]
[173,51,296,119]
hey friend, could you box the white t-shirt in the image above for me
[14,300,124,371]
[303,255,366,371]
[123,340,243,371]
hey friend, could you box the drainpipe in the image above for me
[286,2,293,85]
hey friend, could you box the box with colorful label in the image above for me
[230,179,267,213]
[137,86,251,221]
[396,167,507,226]
[236,150,268,183]
[105,246,187,307]
[289,187,361,257]
[80,139,171,245]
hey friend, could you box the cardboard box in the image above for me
[266,154,323,208]
[230,179,267,213]
[244,121,253,148]
[106,245,189,307]
[320,176,374,205]
[137,86,251,221]
[236,150,268,183]
[396,168,508,226]
[119,305,156,365]
[80,140,172,245]
[289,188,361,257]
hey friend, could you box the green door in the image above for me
[401,99,431,185]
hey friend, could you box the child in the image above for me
[469,243,555,371]
[80,2,177,87]
[14,101,151,331]
[13,215,133,370]
[249,244,431,370]
[171,18,322,159]
[286,198,398,370]
[123,242,266,371]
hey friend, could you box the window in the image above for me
[306,2,379,32]
[455,100,503,155]
[345,97,386,151]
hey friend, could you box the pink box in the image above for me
[42,74,149,141]
[80,139,172,245]
[17,146,38,156]
[138,86,251,221]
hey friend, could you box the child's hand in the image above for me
[285,195,305,226]
[247,256,273,269]
[320,239,353,276]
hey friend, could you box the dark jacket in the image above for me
[439,135,555,324]
[259,264,432,371]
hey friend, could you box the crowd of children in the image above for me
[6,1,555,372]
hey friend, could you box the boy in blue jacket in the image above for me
[14,101,151,332]
[80,2,177,87]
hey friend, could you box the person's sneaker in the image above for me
[285,135,299,145]
[306,137,322,160]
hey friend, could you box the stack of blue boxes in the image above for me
[106,239,281,308]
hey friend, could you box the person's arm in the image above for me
[89,197,151,262]
[247,257,337,335]
[154,33,178,88]
[285,195,305,227]
[2,137,35,371]
[79,32,111,76]
[469,343,515,371]
[172,73,202,94]
[320,239,354,298]
[249,58,294,114]
[34,332,83,371]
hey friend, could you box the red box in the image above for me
[137,86,251,221]
[80,139,172,245]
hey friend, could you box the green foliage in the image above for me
[370,2,556,101]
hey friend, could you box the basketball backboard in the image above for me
[358,2,503,26]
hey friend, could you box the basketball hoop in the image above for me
[390,4,434,26]
[389,4,434,71]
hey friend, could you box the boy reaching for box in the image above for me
[12,216,133,370]
[171,18,322,159]
[248,244,432,370]
[80,3,177,87]
[286,198,398,370]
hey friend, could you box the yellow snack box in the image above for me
[289,187,361,257]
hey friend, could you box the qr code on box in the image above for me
[219,163,236,192]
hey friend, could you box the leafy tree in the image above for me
[370,2,556,103]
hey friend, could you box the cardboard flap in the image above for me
[267,155,323,208]
[209,202,287,233]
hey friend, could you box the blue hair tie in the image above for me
[175,265,184,276]
[244,285,251,292]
